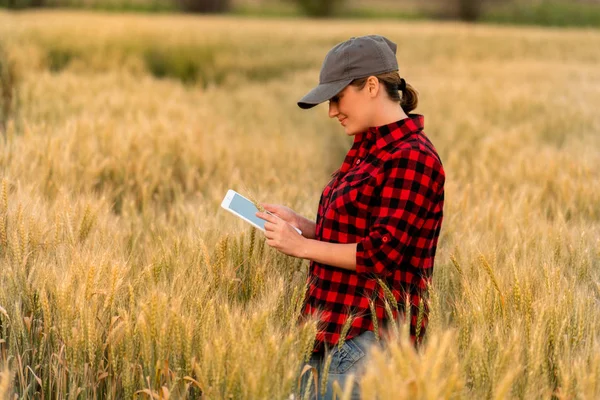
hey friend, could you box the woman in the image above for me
[256,35,445,399]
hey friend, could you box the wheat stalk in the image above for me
[241,182,266,213]
[368,299,380,343]
[0,179,7,249]
[320,352,333,398]
[337,314,354,351]
[0,363,13,399]
[478,254,506,313]
[415,297,426,342]
[376,278,399,314]
[450,253,463,277]
[216,234,229,275]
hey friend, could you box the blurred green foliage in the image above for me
[485,1,600,27]
[289,0,344,17]
[0,0,175,11]
[30,34,316,86]
[175,0,231,13]
[1,0,600,28]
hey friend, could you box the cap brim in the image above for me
[297,79,353,109]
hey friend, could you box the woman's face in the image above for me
[328,83,373,136]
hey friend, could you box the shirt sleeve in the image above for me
[355,148,439,277]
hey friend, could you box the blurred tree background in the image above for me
[176,0,230,12]
[1,0,600,27]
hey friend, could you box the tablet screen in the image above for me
[229,193,266,230]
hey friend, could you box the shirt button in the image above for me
[356,159,361,165]
[382,235,389,243]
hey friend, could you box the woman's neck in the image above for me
[371,101,409,128]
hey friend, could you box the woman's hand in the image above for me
[261,203,316,240]
[261,203,300,228]
[256,209,306,258]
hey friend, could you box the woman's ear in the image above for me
[366,76,379,98]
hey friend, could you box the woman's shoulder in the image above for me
[383,137,443,169]
[379,139,445,189]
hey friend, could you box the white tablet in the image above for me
[221,189,302,235]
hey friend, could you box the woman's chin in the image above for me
[344,127,360,136]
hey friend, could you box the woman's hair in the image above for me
[349,71,418,114]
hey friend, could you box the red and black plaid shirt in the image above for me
[302,114,445,353]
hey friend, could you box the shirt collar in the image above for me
[354,114,425,150]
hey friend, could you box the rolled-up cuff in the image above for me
[356,231,393,277]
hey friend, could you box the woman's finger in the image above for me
[256,211,278,223]
[262,203,279,213]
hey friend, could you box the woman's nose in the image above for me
[328,102,338,118]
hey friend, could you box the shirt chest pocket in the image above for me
[328,171,376,216]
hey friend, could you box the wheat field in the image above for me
[0,10,599,399]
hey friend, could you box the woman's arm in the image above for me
[299,240,357,271]
[258,210,357,270]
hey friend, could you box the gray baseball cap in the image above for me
[297,35,399,109]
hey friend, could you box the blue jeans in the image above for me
[298,330,380,400]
